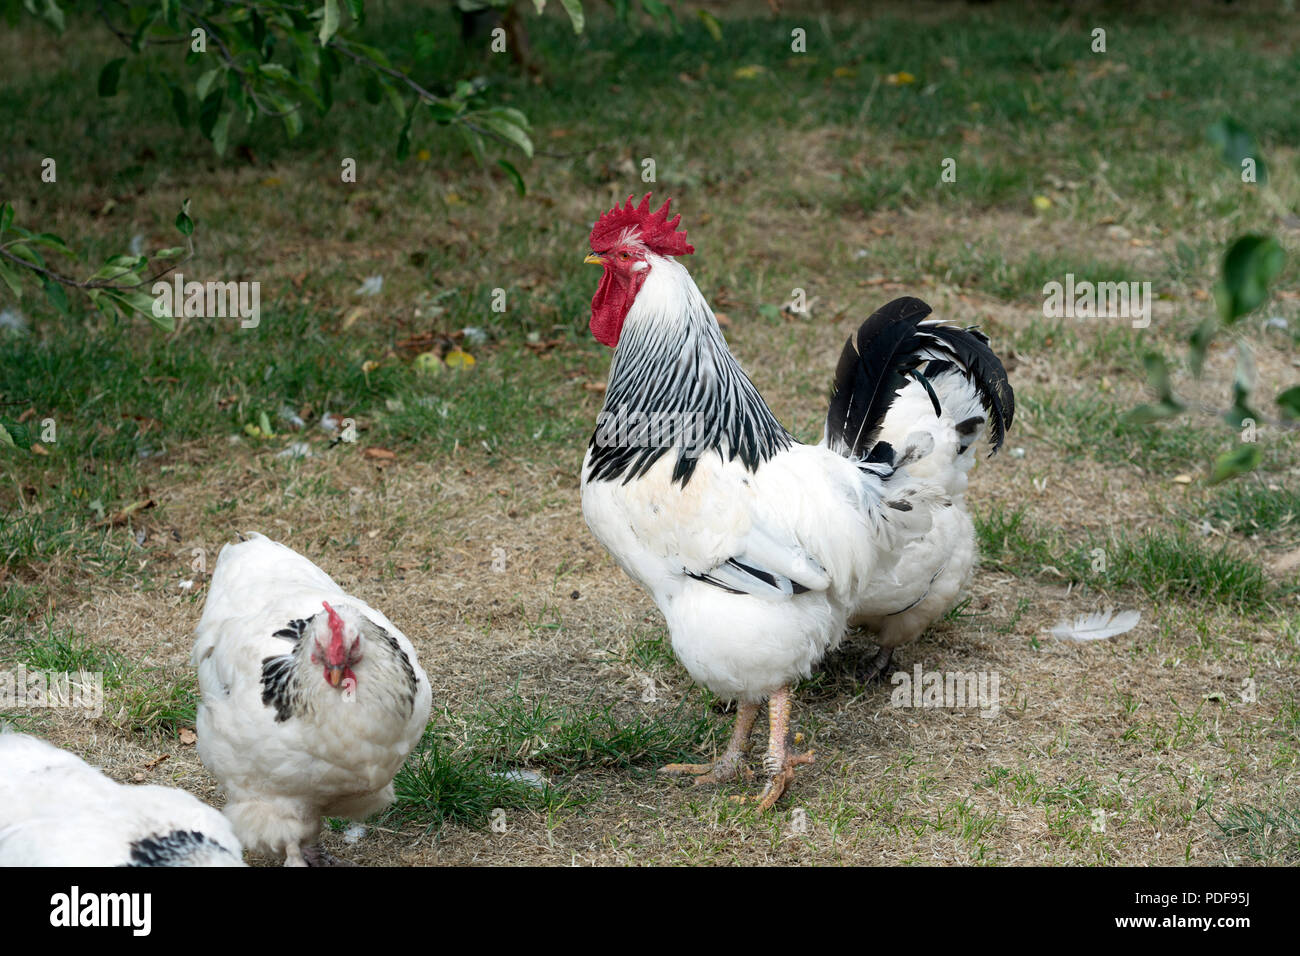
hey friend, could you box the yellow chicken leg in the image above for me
[661,701,759,785]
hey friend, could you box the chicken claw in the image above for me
[660,701,759,786]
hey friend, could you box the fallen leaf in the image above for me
[1032,195,1052,211]
[885,71,916,85]
[581,381,607,394]
[97,498,156,528]
[444,348,476,369]
[179,728,197,746]
[341,306,366,330]
[363,447,396,461]
[144,753,171,770]
[733,65,765,79]
[833,66,857,78]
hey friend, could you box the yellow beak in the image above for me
[327,666,344,687]
[584,253,604,266]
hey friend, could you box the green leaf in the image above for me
[211,109,232,156]
[198,88,224,138]
[1142,350,1177,403]
[0,258,22,299]
[1124,401,1184,425]
[152,247,185,259]
[460,125,487,168]
[758,303,781,320]
[41,278,70,317]
[1214,234,1284,323]
[559,0,585,34]
[0,421,32,449]
[1277,385,1300,421]
[33,0,63,33]
[112,289,174,331]
[166,79,190,127]
[1187,315,1217,377]
[98,57,126,97]
[497,159,526,196]
[0,202,12,235]
[395,109,414,161]
[1208,444,1262,485]
[176,199,194,237]
[196,67,222,104]
[319,0,341,46]
[698,9,722,42]
[479,116,533,158]
[1207,117,1267,184]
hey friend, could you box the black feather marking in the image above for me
[685,570,745,594]
[864,441,895,465]
[885,566,947,616]
[909,369,943,418]
[125,830,234,867]
[360,618,421,718]
[271,618,308,643]
[586,319,791,487]
[825,297,936,459]
[825,297,1015,459]
[888,500,913,512]
[261,652,300,722]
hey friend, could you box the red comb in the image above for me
[322,601,345,652]
[589,194,694,257]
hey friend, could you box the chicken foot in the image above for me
[660,701,759,785]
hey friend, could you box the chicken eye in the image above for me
[619,251,630,261]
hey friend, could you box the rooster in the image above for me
[191,532,432,866]
[0,731,244,866]
[579,195,1012,809]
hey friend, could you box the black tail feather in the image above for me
[825,296,1015,459]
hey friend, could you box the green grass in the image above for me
[1208,480,1300,535]
[386,691,721,830]
[390,726,564,830]
[1210,803,1300,863]
[975,506,1272,609]
[6,619,195,736]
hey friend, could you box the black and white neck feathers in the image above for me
[586,255,791,486]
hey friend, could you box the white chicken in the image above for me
[191,532,431,866]
[841,349,1009,681]
[0,730,244,866]
[579,196,1013,809]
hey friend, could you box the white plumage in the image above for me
[0,731,243,866]
[191,532,431,866]
[846,364,993,679]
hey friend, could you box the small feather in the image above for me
[1047,608,1141,643]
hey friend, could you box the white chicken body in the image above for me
[191,532,431,864]
[0,731,244,866]
[847,367,990,668]
[581,256,939,702]
[584,435,933,700]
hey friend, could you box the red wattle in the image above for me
[590,269,646,348]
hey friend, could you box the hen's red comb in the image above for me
[322,601,345,653]
[589,194,694,257]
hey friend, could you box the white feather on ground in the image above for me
[1047,608,1141,643]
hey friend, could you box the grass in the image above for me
[1210,804,1300,863]
[975,505,1274,609]
[2,0,1298,865]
